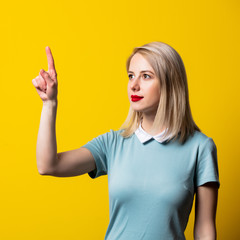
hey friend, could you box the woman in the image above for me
[32,41,220,240]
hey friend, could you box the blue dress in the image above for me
[82,126,220,240]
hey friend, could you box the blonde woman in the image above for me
[32,42,220,240]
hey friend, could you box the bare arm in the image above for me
[36,98,96,177]
[47,147,96,177]
[32,46,59,174]
[36,100,58,174]
[37,99,96,177]
[194,182,219,240]
[33,47,96,177]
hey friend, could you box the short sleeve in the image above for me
[195,137,220,190]
[81,131,109,179]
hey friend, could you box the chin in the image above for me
[131,107,145,113]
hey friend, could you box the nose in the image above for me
[130,75,140,91]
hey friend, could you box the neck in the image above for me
[141,115,166,135]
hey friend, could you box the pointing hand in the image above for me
[32,46,58,103]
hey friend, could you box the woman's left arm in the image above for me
[194,182,219,240]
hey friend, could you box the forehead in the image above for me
[128,53,154,72]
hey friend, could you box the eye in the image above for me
[128,74,134,80]
[143,74,151,79]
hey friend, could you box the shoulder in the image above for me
[188,131,217,158]
[187,130,215,146]
[99,128,125,142]
[104,128,124,137]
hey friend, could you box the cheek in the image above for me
[127,85,131,97]
[151,86,160,101]
[149,84,159,95]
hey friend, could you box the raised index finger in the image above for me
[45,46,56,72]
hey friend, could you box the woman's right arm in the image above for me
[32,47,96,177]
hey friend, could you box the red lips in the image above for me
[131,95,144,102]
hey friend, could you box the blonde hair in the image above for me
[119,41,201,144]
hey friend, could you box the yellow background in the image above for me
[0,0,239,239]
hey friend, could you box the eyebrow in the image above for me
[128,70,155,75]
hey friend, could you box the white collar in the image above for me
[134,122,170,144]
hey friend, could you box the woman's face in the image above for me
[127,53,160,116]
